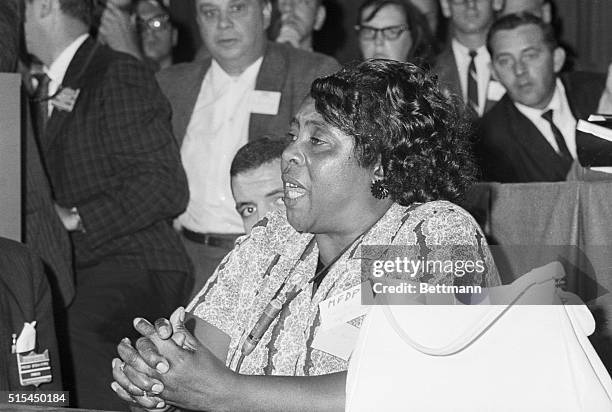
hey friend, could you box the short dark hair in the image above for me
[311,59,476,205]
[230,137,287,177]
[487,12,558,56]
[57,0,94,26]
[357,0,437,65]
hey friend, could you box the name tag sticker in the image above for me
[487,79,506,102]
[311,323,359,361]
[250,91,281,115]
[318,284,370,331]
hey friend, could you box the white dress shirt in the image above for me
[45,34,89,116]
[514,79,577,158]
[179,57,263,234]
[451,39,493,116]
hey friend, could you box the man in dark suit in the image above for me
[0,238,63,392]
[157,0,340,294]
[0,0,19,72]
[23,0,192,409]
[1,0,74,366]
[477,13,609,182]
[433,0,505,117]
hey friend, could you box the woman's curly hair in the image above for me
[310,59,476,206]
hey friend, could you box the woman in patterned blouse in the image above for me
[111,59,500,411]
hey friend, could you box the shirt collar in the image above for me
[514,78,564,119]
[451,38,489,59]
[210,56,264,86]
[46,34,89,86]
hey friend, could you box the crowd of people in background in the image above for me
[1,0,611,410]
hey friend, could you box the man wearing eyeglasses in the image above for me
[156,0,339,295]
[135,0,177,70]
[433,0,505,117]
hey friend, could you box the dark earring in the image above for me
[371,180,389,199]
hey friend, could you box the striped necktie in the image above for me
[467,50,478,114]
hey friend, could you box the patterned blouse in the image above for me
[186,201,500,376]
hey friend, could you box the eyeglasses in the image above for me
[355,24,409,41]
[136,14,171,32]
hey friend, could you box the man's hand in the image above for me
[98,2,143,60]
[54,203,83,232]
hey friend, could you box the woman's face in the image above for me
[358,4,413,62]
[281,99,374,234]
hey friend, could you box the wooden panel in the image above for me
[0,73,21,241]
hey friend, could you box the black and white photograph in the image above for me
[1,0,611,411]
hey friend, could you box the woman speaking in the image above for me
[110,59,500,411]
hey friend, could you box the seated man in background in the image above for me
[0,238,62,392]
[230,138,286,234]
[477,13,611,182]
[158,0,340,295]
[275,0,326,51]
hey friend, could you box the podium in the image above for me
[0,73,21,241]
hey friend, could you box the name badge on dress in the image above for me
[250,91,281,115]
[311,284,372,361]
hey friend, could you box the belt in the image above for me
[182,229,240,250]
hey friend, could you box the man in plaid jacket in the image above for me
[23,0,192,409]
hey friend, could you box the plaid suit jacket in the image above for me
[41,37,191,272]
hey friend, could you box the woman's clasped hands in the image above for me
[110,307,238,411]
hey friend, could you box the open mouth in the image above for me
[284,182,307,201]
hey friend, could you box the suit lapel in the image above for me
[503,96,570,179]
[174,61,210,146]
[248,42,286,141]
[435,46,462,98]
[44,38,98,154]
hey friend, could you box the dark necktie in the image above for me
[467,50,478,114]
[541,109,573,162]
[31,73,51,139]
